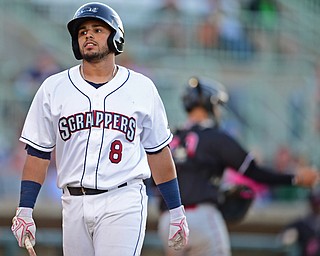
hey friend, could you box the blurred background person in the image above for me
[144,0,186,49]
[157,76,319,256]
[216,0,255,60]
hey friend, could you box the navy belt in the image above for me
[67,182,128,196]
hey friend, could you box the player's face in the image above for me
[77,20,112,62]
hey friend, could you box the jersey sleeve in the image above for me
[218,132,293,185]
[217,132,251,171]
[141,84,172,153]
[19,80,56,152]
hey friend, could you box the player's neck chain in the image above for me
[80,64,117,84]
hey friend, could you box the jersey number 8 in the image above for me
[109,140,123,164]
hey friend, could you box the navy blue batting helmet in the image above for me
[67,2,125,60]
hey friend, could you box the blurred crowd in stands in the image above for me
[142,0,298,60]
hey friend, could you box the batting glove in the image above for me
[168,205,189,250]
[11,207,36,247]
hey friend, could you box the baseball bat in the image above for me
[25,236,37,256]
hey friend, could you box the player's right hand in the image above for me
[11,207,36,247]
[168,205,189,250]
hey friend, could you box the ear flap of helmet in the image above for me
[107,30,124,56]
[72,38,82,60]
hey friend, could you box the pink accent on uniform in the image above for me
[224,168,269,196]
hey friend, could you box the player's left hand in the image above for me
[168,205,189,250]
[294,166,320,187]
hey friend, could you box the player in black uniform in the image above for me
[157,76,319,256]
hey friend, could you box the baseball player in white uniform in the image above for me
[11,2,189,256]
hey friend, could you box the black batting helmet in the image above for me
[67,2,125,60]
[182,76,229,114]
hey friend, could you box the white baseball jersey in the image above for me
[20,65,172,189]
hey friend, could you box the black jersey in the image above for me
[284,215,320,256]
[169,122,294,207]
[170,123,248,206]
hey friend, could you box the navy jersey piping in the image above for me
[20,137,55,150]
[133,183,146,255]
[144,133,172,152]
[68,68,92,187]
[95,69,130,188]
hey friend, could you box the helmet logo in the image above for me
[78,7,98,15]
